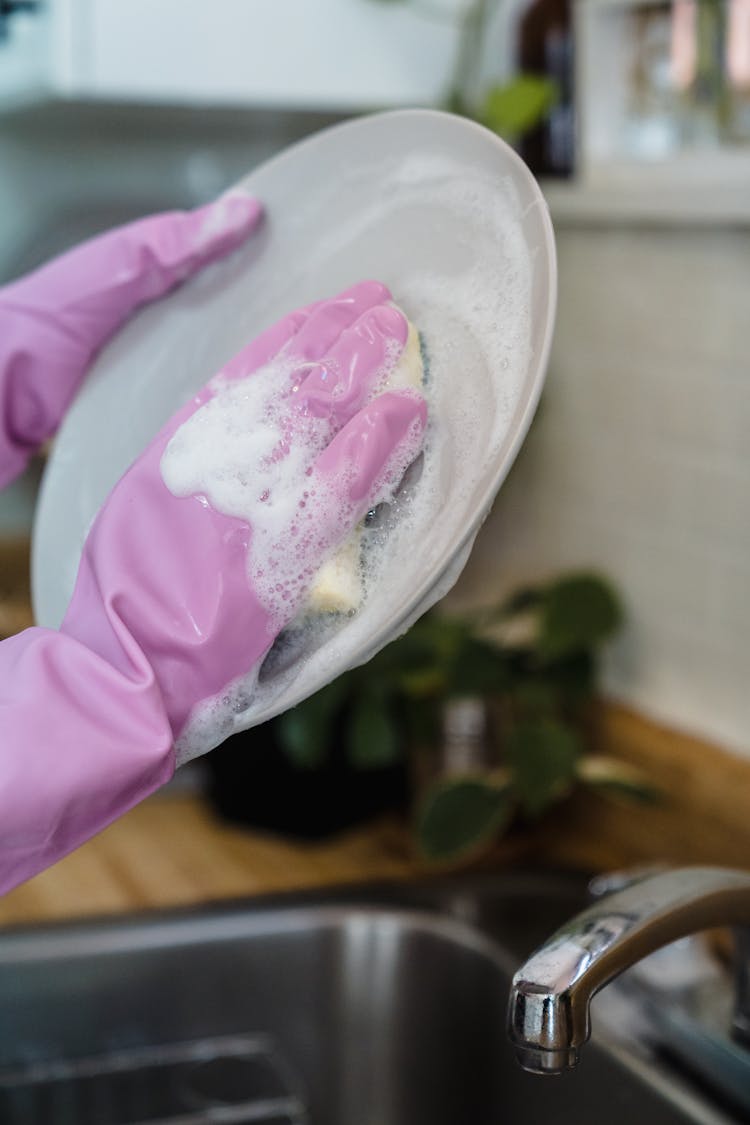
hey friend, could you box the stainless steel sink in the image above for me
[0,872,741,1124]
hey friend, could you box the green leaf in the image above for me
[506,717,582,817]
[447,635,510,697]
[275,678,348,769]
[399,668,447,699]
[385,620,450,686]
[510,650,597,721]
[346,690,401,769]
[538,574,623,659]
[577,756,662,804]
[402,697,441,750]
[481,75,558,142]
[544,650,597,701]
[489,585,544,621]
[511,677,560,717]
[417,776,513,863]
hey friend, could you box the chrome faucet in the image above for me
[507,866,750,1074]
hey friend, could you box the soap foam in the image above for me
[171,150,535,764]
[160,344,416,637]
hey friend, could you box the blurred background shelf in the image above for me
[542,174,750,226]
[569,0,750,224]
[4,0,748,229]
[0,0,460,111]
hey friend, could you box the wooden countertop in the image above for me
[0,537,32,639]
[1,704,748,930]
[0,796,457,928]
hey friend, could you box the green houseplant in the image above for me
[272,570,656,862]
[372,0,560,150]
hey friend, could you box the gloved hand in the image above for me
[0,192,262,489]
[0,281,427,894]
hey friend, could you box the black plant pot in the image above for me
[205,718,410,840]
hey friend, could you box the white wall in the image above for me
[451,223,750,759]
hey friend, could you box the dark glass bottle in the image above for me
[518,0,575,177]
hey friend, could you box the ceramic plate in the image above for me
[32,109,556,738]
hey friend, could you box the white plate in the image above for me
[32,109,556,746]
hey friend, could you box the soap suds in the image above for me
[160,340,418,636]
[169,150,535,764]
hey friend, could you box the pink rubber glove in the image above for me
[0,193,262,489]
[0,282,427,893]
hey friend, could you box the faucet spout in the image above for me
[507,866,750,1075]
